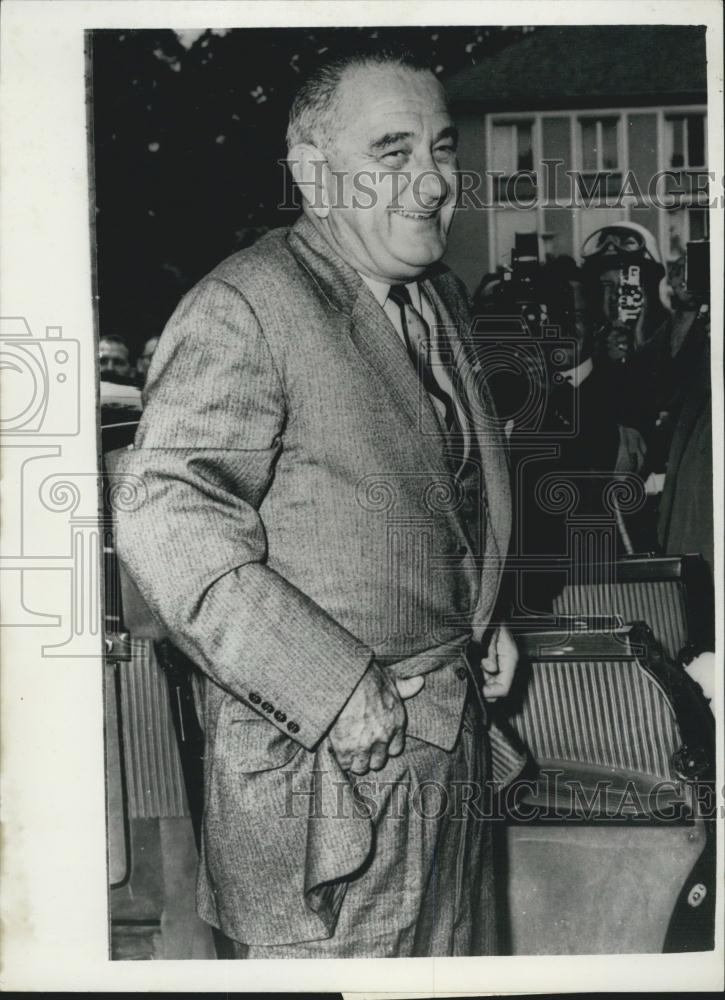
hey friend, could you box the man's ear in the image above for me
[287,143,331,219]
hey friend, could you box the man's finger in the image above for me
[483,676,504,693]
[348,752,371,775]
[328,744,350,769]
[482,683,502,702]
[395,675,425,699]
[481,655,500,677]
[388,727,405,758]
[368,742,389,771]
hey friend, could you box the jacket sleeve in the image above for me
[114,276,373,750]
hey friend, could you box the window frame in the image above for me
[490,118,537,177]
[664,112,707,169]
[577,114,622,173]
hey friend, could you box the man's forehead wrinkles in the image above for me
[358,110,453,147]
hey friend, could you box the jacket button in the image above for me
[274,710,287,723]
[456,545,468,558]
[261,701,274,713]
[456,666,468,681]
[249,692,261,704]
[287,721,300,734]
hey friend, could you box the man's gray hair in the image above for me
[286,47,432,153]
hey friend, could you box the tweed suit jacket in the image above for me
[115,214,512,945]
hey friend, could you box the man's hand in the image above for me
[479,625,519,702]
[328,662,424,775]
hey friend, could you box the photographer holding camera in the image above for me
[579,222,678,549]
[581,223,672,446]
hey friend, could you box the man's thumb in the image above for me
[395,675,425,699]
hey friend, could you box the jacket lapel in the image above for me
[288,216,450,480]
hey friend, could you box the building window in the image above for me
[516,122,534,172]
[491,120,535,174]
[579,116,620,171]
[491,120,536,203]
[666,114,706,168]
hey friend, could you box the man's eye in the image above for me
[434,144,457,158]
[381,149,407,164]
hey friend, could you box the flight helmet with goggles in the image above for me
[581,221,665,282]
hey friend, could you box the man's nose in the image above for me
[412,164,449,209]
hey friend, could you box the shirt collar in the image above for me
[358,273,423,312]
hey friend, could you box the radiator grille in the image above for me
[118,639,188,818]
[509,659,680,779]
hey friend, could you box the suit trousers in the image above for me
[229,696,497,958]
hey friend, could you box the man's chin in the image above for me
[391,240,447,275]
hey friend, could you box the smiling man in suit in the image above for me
[115,47,517,958]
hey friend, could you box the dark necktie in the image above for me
[387,284,464,441]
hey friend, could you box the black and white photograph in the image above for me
[1,0,723,992]
[93,18,718,961]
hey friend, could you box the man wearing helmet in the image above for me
[581,222,672,441]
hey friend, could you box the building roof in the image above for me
[446,25,707,111]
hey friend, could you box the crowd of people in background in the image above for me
[99,333,159,389]
[99,333,159,450]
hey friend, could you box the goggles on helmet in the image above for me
[581,226,656,263]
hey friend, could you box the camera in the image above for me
[496,232,549,334]
[468,241,583,440]
[617,264,645,326]
[0,317,80,435]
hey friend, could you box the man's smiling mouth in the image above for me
[390,208,439,220]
